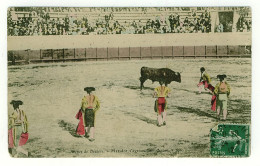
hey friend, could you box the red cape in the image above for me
[211,95,217,111]
[19,133,29,146]
[75,109,85,136]
[8,129,14,148]
[8,129,29,148]
[208,84,216,111]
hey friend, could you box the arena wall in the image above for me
[7,33,251,65]
[8,32,251,51]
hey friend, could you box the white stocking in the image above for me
[198,85,203,93]
[157,114,162,125]
[162,112,167,123]
[223,109,227,120]
[217,108,220,116]
[16,146,28,156]
[85,127,89,135]
[89,127,95,139]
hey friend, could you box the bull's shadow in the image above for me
[124,85,154,91]
[58,120,82,138]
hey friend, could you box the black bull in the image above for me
[139,67,181,90]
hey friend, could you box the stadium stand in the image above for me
[7,7,251,36]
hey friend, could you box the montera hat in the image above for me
[217,74,227,80]
[200,67,205,72]
[10,100,23,108]
[10,100,23,105]
[84,87,95,94]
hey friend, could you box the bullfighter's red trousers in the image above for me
[158,97,166,115]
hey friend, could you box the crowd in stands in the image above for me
[7,7,250,36]
[236,16,251,32]
[9,7,203,14]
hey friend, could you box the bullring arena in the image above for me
[7,7,251,157]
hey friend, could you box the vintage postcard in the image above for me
[7,7,251,157]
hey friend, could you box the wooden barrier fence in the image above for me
[8,45,251,65]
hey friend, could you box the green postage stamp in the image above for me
[210,124,250,157]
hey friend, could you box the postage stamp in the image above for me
[210,124,250,157]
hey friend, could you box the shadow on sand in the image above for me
[124,85,154,91]
[58,120,82,138]
[176,106,217,120]
[172,87,209,94]
[26,137,41,144]
[125,86,202,95]
[123,111,157,126]
[229,99,251,111]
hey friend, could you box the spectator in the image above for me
[217,23,224,32]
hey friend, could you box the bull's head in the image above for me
[174,72,181,83]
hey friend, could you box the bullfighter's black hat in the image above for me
[10,100,23,105]
[10,100,23,107]
[84,87,95,94]
[217,74,227,80]
[200,67,205,72]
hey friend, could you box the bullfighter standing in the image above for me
[214,75,231,120]
[76,87,100,141]
[8,100,29,157]
[153,82,171,127]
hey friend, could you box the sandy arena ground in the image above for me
[8,58,251,157]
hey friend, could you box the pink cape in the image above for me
[19,133,29,146]
[8,129,14,148]
[8,129,29,148]
[209,85,216,111]
[75,109,85,136]
[211,95,217,111]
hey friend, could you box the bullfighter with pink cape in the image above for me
[8,100,29,157]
